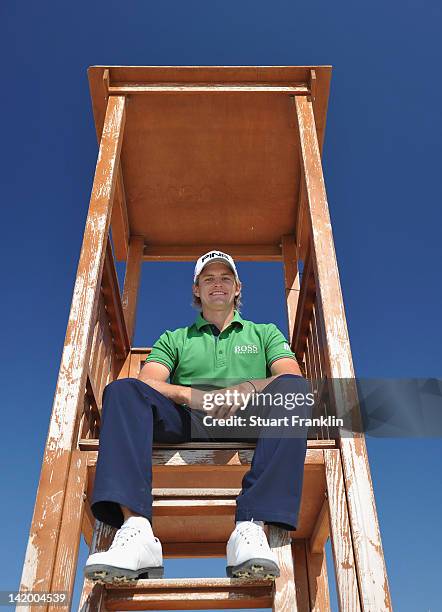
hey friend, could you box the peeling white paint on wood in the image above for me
[20,96,126,595]
[295,94,392,610]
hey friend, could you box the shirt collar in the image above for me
[195,310,244,331]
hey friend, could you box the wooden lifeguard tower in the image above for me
[20,66,392,611]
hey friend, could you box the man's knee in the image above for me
[104,377,138,395]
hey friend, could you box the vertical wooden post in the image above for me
[292,541,311,612]
[49,451,88,610]
[282,234,300,346]
[294,94,392,611]
[269,526,298,611]
[79,521,116,612]
[20,96,126,598]
[305,546,331,612]
[324,450,360,611]
[122,236,144,344]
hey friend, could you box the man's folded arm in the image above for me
[138,361,193,406]
[236,356,304,394]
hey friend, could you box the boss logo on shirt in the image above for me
[283,342,291,351]
[234,344,259,354]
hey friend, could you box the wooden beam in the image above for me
[143,244,282,261]
[49,451,88,608]
[309,70,317,103]
[19,95,126,595]
[122,236,144,343]
[309,498,329,554]
[269,527,297,611]
[108,83,310,95]
[105,577,273,610]
[295,93,392,610]
[292,541,310,612]
[292,249,315,356]
[79,521,116,612]
[111,166,130,261]
[281,235,300,346]
[305,545,331,612]
[102,239,130,359]
[324,450,360,611]
[162,542,226,558]
[79,439,337,452]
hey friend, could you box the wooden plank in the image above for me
[295,94,392,610]
[143,244,282,261]
[282,234,300,346]
[309,498,329,554]
[79,439,336,451]
[102,239,130,359]
[85,447,324,467]
[105,578,273,610]
[305,546,331,612]
[111,166,130,261]
[109,83,309,95]
[90,298,106,390]
[82,500,94,548]
[153,499,236,515]
[19,95,126,596]
[153,488,241,497]
[118,352,132,379]
[162,542,226,558]
[49,451,88,609]
[324,450,360,611]
[122,236,144,343]
[292,541,310,612]
[293,248,315,357]
[79,520,116,612]
[268,526,297,612]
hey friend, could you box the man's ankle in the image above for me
[120,504,144,522]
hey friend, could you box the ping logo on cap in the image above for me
[202,251,230,263]
[194,250,239,283]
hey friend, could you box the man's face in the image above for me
[193,262,240,309]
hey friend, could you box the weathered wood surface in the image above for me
[325,450,360,611]
[143,244,282,261]
[85,447,324,467]
[292,541,310,612]
[268,526,297,612]
[19,95,126,599]
[295,94,392,610]
[104,577,273,610]
[49,451,87,611]
[122,236,144,343]
[310,498,329,554]
[79,520,116,612]
[306,545,331,612]
[109,83,310,94]
[79,438,336,451]
[111,166,130,261]
[282,234,300,346]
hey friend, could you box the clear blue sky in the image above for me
[1,1,441,610]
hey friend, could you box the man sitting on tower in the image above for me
[84,250,311,583]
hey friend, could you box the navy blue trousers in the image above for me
[91,374,309,531]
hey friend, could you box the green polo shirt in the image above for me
[144,311,297,387]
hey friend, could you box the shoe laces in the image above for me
[109,524,141,549]
[236,521,267,547]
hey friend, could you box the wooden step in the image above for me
[83,449,327,543]
[104,577,274,610]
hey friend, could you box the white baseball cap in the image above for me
[193,250,240,283]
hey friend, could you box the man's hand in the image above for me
[194,382,256,419]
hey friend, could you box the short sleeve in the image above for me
[145,330,178,373]
[265,324,297,367]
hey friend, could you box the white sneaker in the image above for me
[226,520,280,579]
[84,516,163,583]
